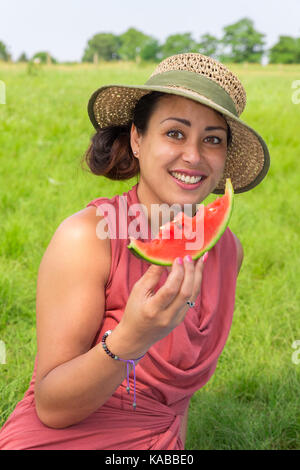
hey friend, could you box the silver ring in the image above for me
[186,300,195,308]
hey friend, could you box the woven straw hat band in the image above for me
[145,71,238,117]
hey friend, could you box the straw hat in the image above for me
[87,53,270,194]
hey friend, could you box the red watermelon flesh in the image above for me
[128,178,234,266]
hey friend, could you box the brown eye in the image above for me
[204,136,222,144]
[167,130,184,140]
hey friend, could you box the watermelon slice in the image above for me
[127,178,234,266]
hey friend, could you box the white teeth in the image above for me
[171,172,203,184]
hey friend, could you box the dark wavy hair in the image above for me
[81,91,232,181]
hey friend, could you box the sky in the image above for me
[1,0,300,62]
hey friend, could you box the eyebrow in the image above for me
[160,117,227,133]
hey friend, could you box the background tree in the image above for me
[161,33,197,58]
[32,51,57,64]
[118,27,152,61]
[268,36,300,64]
[220,18,265,63]
[17,52,29,62]
[140,38,162,62]
[197,33,219,58]
[0,40,10,61]
[82,33,121,62]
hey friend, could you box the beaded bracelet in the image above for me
[101,330,145,410]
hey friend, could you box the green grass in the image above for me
[0,61,299,449]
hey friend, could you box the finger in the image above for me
[156,255,206,325]
[139,263,166,294]
[166,252,207,274]
[161,255,197,325]
[170,255,195,309]
[166,258,177,274]
[150,257,185,309]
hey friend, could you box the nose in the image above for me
[181,140,204,166]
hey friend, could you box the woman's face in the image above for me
[131,94,228,219]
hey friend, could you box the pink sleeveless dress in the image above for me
[0,183,238,450]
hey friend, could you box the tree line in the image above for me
[1,18,300,65]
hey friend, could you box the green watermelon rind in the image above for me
[127,179,234,266]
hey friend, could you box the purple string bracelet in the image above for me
[101,329,145,410]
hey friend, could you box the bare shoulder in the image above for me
[232,232,244,275]
[52,206,111,284]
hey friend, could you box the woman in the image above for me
[0,53,270,450]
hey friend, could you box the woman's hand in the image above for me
[108,255,206,359]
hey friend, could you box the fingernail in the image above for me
[176,257,183,265]
[202,252,208,263]
[185,255,193,262]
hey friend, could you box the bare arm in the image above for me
[34,207,138,429]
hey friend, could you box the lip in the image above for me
[169,172,206,190]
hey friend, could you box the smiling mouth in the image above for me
[169,171,207,185]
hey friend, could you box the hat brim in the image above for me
[87,84,270,194]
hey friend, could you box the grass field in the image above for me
[0,61,299,450]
